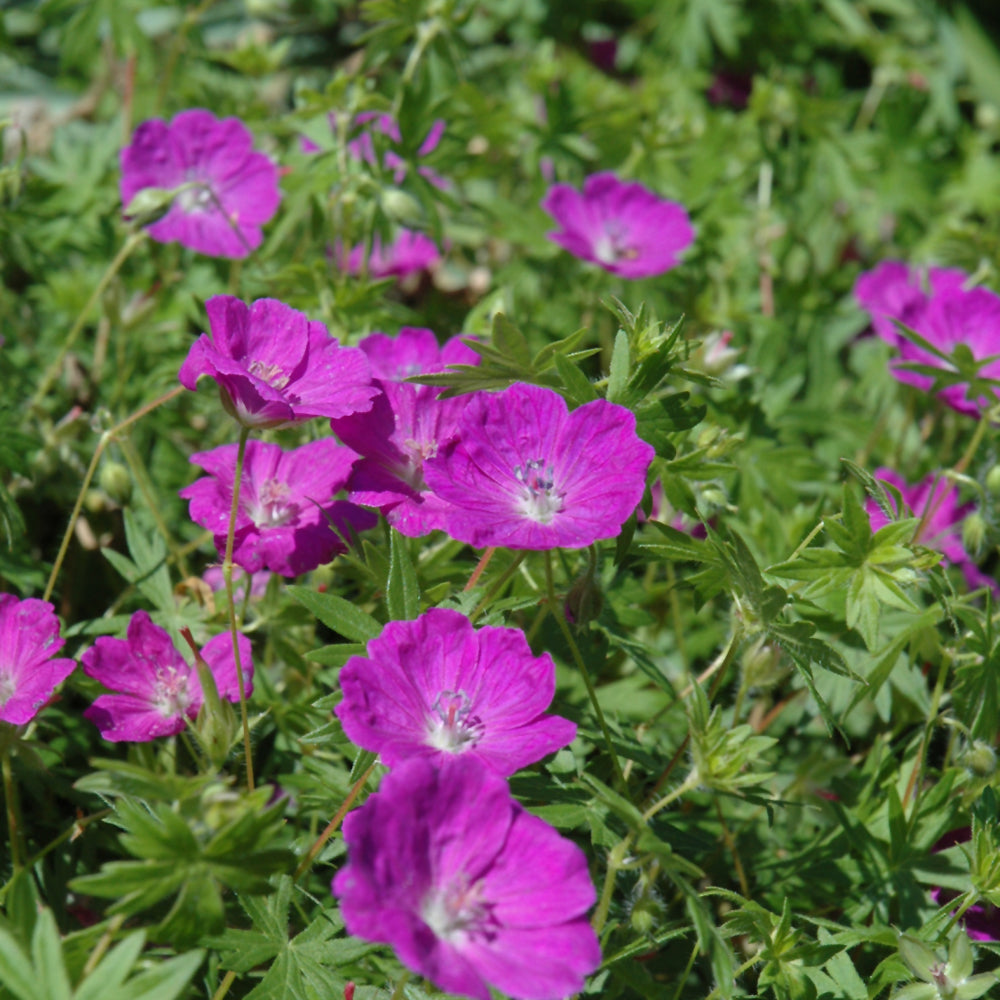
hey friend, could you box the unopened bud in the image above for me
[741,638,787,690]
[963,512,987,558]
[629,894,660,935]
[380,187,422,225]
[122,186,176,227]
[986,465,1000,497]
[963,741,997,778]
[99,461,133,506]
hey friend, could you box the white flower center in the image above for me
[514,459,563,524]
[247,360,291,391]
[177,180,216,213]
[0,672,14,707]
[151,667,192,718]
[425,689,485,753]
[249,478,298,529]
[421,876,494,942]
[594,220,639,264]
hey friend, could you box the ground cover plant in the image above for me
[6,0,1000,997]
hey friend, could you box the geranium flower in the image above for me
[180,438,376,578]
[331,327,479,536]
[336,607,576,775]
[854,260,967,345]
[0,596,76,726]
[541,172,694,279]
[339,229,442,281]
[120,109,280,258]
[333,756,601,1000]
[892,286,1000,416]
[81,611,251,742]
[423,382,655,550]
[930,828,1000,942]
[178,296,377,429]
[348,112,447,188]
[866,468,993,590]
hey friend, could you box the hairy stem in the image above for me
[223,426,254,791]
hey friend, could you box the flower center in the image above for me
[250,479,299,528]
[594,220,639,264]
[421,875,496,943]
[177,179,216,213]
[0,672,14,708]
[247,359,291,391]
[514,459,563,524]
[151,667,192,719]
[426,689,485,753]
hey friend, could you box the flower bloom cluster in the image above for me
[121,110,280,258]
[542,172,694,279]
[334,608,599,998]
[865,468,993,591]
[0,596,76,726]
[331,327,479,536]
[81,611,252,742]
[854,261,1000,415]
[338,229,441,281]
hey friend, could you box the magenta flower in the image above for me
[930,828,1000,941]
[854,260,967,345]
[202,566,271,601]
[339,229,442,281]
[424,383,655,550]
[0,596,75,726]
[541,172,694,279]
[333,756,601,1000]
[892,286,1000,415]
[180,438,376,578]
[867,468,992,590]
[81,611,251,742]
[120,109,280,258]
[336,608,575,775]
[178,296,377,429]
[331,328,479,536]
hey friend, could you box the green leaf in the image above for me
[386,529,420,620]
[287,586,382,642]
[31,909,71,1000]
[553,351,599,405]
[606,329,631,404]
[0,924,35,1000]
[73,932,146,1000]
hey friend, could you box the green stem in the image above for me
[223,426,254,791]
[545,551,628,794]
[592,835,633,937]
[390,971,412,1000]
[211,970,237,1000]
[2,751,23,870]
[468,551,528,622]
[293,760,378,881]
[954,409,991,476]
[903,651,951,822]
[642,772,699,823]
[31,230,148,412]
[42,385,185,603]
[464,547,496,591]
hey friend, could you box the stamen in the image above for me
[514,459,563,524]
[247,359,291,391]
[426,689,485,752]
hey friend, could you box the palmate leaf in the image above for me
[209,876,378,1000]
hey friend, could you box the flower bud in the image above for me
[380,187,422,225]
[741,638,787,690]
[122,186,176,227]
[962,741,997,778]
[962,513,988,558]
[986,465,1000,497]
[629,893,660,936]
[99,460,133,506]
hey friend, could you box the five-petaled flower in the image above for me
[0,596,76,726]
[178,295,377,429]
[541,172,694,279]
[180,438,376,578]
[866,467,994,591]
[333,756,601,1000]
[336,607,576,775]
[854,260,967,346]
[331,327,479,536]
[120,109,281,258]
[81,610,251,742]
[339,229,442,281]
[424,382,654,549]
